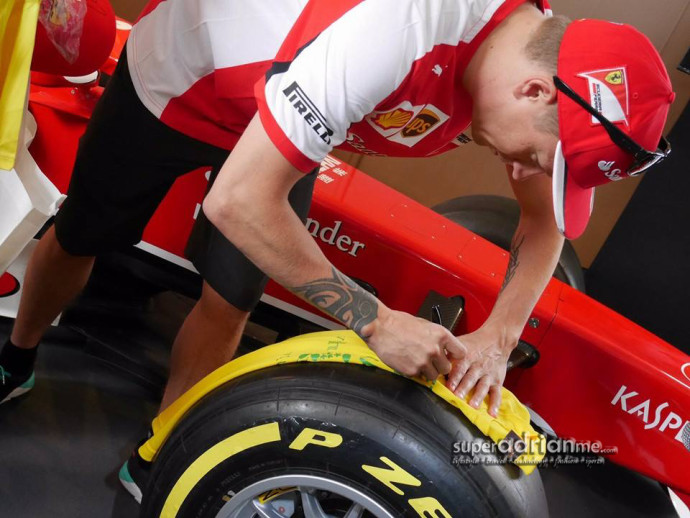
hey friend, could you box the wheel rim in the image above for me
[215,474,395,518]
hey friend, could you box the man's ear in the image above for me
[513,77,557,105]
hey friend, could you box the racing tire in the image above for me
[433,195,585,291]
[141,363,548,517]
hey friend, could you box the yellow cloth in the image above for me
[0,0,39,170]
[141,330,545,474]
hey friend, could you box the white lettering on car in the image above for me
[682,363,690,383]
[611,385,689,446]
[305,218,366,257]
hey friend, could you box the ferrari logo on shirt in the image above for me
[366,101,449,147]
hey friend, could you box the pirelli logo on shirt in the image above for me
[283,82,334,145]
[366,101,449,148]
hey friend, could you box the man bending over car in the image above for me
[0,0,673,502]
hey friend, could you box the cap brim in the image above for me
[552,141,595,240]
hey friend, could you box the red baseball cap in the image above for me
[552,19,674,239]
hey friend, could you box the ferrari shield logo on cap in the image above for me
[577,67,629,126]
[605,70,623,85]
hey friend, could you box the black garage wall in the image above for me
[586,102,690,355]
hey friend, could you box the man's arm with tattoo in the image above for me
[500,233,525,293]
[447,172,564,416]
[292,267,378,338]
[204,114,466,379]
[289,266,468,379]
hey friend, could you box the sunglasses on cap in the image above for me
[553,76,671,177]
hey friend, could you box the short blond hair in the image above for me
[524,14,571,74]
[524,15,571,136]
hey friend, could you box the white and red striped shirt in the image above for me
[128,0,549,172]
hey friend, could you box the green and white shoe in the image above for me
[119,459,143,504]
[0,366,34,405]
[119,445,152,504]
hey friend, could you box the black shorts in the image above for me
[54,48,316,312]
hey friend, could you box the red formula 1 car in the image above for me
[3,19,688,518]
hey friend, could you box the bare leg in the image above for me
[159,281,249,412]
[11,226,95,349]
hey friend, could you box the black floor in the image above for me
[0,264,679,518]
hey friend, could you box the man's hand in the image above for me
[446,327,514,417]
[362,306,467,380]
[444,171,563,418]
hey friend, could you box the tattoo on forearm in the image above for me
[500,233,525,293]
[291,267,378,336]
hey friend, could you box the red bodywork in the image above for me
[25,21,689,506]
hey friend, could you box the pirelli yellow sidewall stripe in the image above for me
[140,331,545,477]
[161,422,282,516]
